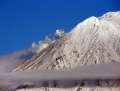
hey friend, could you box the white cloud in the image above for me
[30,36,53,53]
[54,29,65,39]
[29,29,65,53]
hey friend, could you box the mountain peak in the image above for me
[13,11,120,72]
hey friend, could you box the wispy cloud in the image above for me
[0,49,34,73]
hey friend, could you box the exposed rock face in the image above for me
[12,11,120,91]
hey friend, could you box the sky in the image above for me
[0,0,120,54]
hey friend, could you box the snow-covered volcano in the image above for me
[13,11,120,72]
[0,11,120,91]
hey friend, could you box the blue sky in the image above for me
[0,0,120,54]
